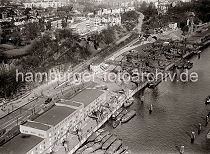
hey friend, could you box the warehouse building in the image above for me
[0,84,108,154]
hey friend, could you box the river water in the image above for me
[105,46,210,154]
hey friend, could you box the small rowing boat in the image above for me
[112,108,123,119]
[205,96,210,105]
[87,129,104,142]
[101,134,112,144]
[123,99,134,108]
[95,131,110,143]
[91,149,106,154]
[114,146,128,154]
[122,150,132,154]
[75,142,95,154]
[81,143,102,154]
[105,139,122,154]
[116,109,128,121]
[121,110,136,123]
[112,120,121,128]
[102,135,117,150]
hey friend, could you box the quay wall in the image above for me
[68,82,148,154]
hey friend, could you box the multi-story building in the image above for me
[23,0,72,9]
[69,10,122,36]
[0,83,109,154]
[154,0,170,14]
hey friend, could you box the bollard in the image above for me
[149,104,153,114]
[198,123,202,135]
[206,116,209,126]
[191,131,195,143]
[198,51,201,59]
[180,145,184,154]
[141,96,144,102]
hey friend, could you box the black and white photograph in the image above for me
[0,0,210,153]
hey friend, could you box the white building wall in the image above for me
[22,92,107,154]
[20,125,48,139]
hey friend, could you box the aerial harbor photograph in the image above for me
[1,0,210,154]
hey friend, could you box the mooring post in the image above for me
[180,145,184,154]
[191,131,195,143]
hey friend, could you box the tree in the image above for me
[24,22,40,40]
[140,1,147,11]
[0,70,26,99]
[121,11,140,31]
[61,19,67,29]
[46,21,52,31]
[100,27,116,45]
[0,0,11,5]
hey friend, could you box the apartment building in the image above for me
[23,0,72,9]
[70,11,122,36]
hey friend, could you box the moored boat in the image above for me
[95,131,110,143]
[184,61,193,69]
[207,130,210,139]
[112,108,123,119]
[205,96,210,105]
[87,129,104,142]
[114,146,128,154]
[75,142,95,154]
[176,61,184,69]
[91,149,106,154]
[116,109,128,121]
[121,110,136,123]
[112,120,121,128]
[81,143,102,154]
[102,135,117,150]
[122,150,132,154]
[101,134,112,144]
[105,139,122,154]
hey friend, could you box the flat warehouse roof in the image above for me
[67,89,104,107]
[58,100,83,108]
[24,121,51,131]
[34,106,76,126]
[0,134,43,154]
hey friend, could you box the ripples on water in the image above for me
[105,47,210,154]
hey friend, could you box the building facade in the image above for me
[23,0,72,9]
